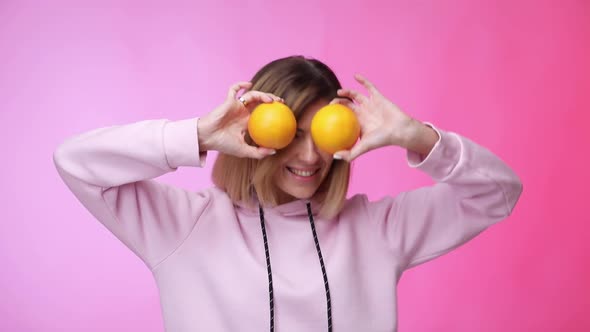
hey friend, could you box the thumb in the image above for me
[242,146,276,159]
[334,141,371,162]
[332,150,351,161]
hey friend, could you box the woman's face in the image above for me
[273,99,334,204]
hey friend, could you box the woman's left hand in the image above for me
[332,74,436,162]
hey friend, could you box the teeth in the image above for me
[288,168,317,177]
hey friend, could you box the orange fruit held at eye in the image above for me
[247,102,297,149]
[311,104,360,154]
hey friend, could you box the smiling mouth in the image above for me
[287,167,320,178]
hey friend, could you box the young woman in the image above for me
[54,56,522,331]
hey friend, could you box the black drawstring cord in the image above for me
[258,205,275,332]
[258,203,333,332]
[306,202,333,332]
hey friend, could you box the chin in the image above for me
[286,190,316,200]
[276,187,319,203]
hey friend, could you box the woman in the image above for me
[54,56,522,331]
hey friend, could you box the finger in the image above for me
[241,145,276,159]
[346,143,369,162]
[332,150,351,161]
[239,91,277,107]
[334,139,374,162]
[228,82,252,99]
[337,89,369,105]
[354,74,382,97]
[329,97,351,105]
[330,98,360,113]
[265,93,285,103]
[333,141,372,162]
[330,97,355,107]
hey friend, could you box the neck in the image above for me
[276,191,298,205]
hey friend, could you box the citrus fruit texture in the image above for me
[310,104,360,154]
[247,102,297,149]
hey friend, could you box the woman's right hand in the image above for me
[197,82,283,159]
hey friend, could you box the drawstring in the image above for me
[258,202,333,332]
[307,202,333,331]
[258,204,275,331]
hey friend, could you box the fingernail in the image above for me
[333,154,342,160]
[269,150,277,155]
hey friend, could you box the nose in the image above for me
[298,135,321,164]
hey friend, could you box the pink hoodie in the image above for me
[53,117,522,331]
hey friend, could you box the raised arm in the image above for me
[334,74,522,269]
[367,125,522,269]
[54,83,285,269]
[53,118,211,269]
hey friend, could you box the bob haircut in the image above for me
[212,55,351,219]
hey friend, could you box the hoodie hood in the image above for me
[234,194,323,218]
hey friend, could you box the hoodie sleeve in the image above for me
[367,124,523,270]
[53,118,211,270]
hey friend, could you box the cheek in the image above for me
[274,161,287,179]
[276,145,297,164]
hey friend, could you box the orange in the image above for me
[311,104,360,154]
[247,102,297,149]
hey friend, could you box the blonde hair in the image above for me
[212,56,351,219]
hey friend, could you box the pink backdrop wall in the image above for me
[1,0,589,331]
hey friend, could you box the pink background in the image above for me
[1,0,589,331]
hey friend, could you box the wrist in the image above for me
[394,118,420,148]
[197,117,215,152]
[399,120,438,156]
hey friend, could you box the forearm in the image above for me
[54,118,203,189]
